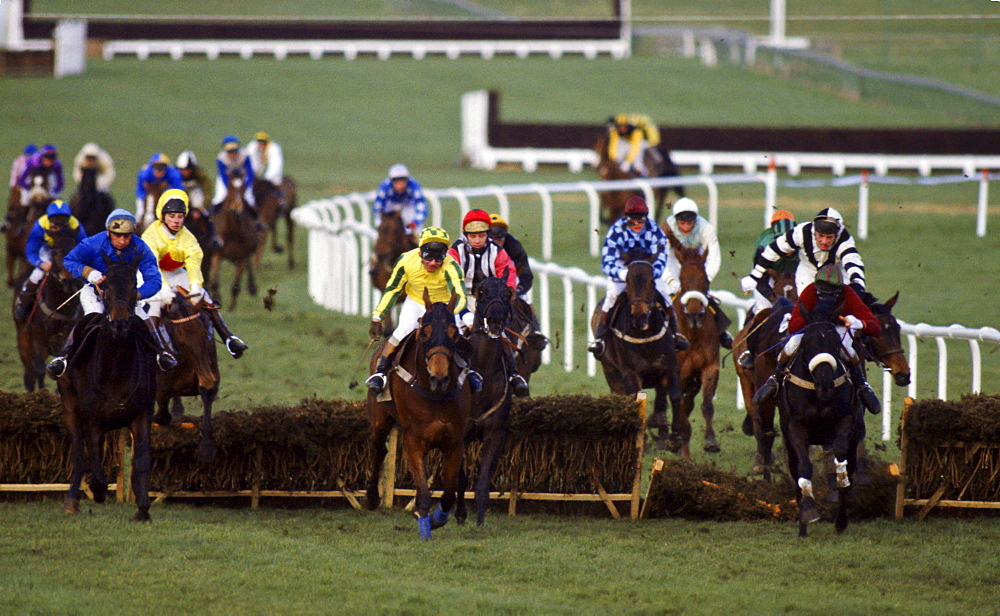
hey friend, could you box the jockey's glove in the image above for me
[842,314,863,330]
[665,278,680,296]
[86,269,103,285]
[740,275,757,295]
[461,311,474,330]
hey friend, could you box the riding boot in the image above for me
[851,361,882,415]
[207,307,248,358]
[366,355,392,394]
[13,279,39,321]
[46,312,102,378]
[709,296,733,349]
[503,348,530,397]
[147,317,178,372]
[669,314,690,351]
[752,352,789,407]
[588,311,608,358]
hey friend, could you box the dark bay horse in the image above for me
[153,290,221,464]
[70,166,115,237]
[366,291,472,540]
[137,179,167,234]
[460,276,516,526]
[252,175,297,270]
[590,255,681,449]
[593,134,684,223]
[862,292,911,388]
[5,172,49,288]
[58,254,158,521]
[508,297,547,383]
[667,237,721,457]
[208,170,260,310]
[777,310,863,537]
[369,210,416,331]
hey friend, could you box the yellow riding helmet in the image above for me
[419,226,450,247]
[488,213,508,229]
[156,188,190,220]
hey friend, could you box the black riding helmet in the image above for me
[161,198,187,217]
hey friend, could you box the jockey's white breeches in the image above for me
[141,267,213,319]
[613,140,650,177]
[213,177,256,207]
[374,203,421,230]
[81,284,149,320]
[782,325,858,361]
[25,247,52,286]
[186,185,206,211]
[601,277,673,312]
[387,295,462,346]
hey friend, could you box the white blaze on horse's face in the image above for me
[233,178,243,189]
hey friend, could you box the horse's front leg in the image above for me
[784,422,818,537]
[197,385,218,464]
[63,420,86,514]
[285,215,296,269]
[86,427,108,504]
[365,400,393,510]
[246,262,258,297]
[474,427,509,526]
[701,367,721,453]
[207,253,222,303]
[228,261,245,310]
[431,441,465,532]
[130,412,153,522]
[402,433,433,540]
[828,413,857,534]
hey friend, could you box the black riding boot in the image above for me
[366,355,391,394]
[752,354,789,407]
[503,348,530,397]
[709,296,733,349]
[851,361,881,414]
[669,314,690,351]
[147,317,178,372]
[13,279,39,321]
[46,312,102,378]
[454,335,483,393]
[588,311,608,358]
[207,307,248,358]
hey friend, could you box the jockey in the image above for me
[140,189,248,359]
[751,264,882,415]
[662,197,733,349]
[487,213,533,299]
[213,135,256,210]
[13,200,88,321]
[135,152,184,224]
[176,150,213,213]
[245,131,284,186]
[606,113,663,178]
[588,195,689,358]
[449,209,528,397]
[72,143,116,193]
[372,163,427,240]
[9,143,37,189]
[365,226,480,395]
[742,207,866,306]
[46,209,178,378]
[16,144,64,206]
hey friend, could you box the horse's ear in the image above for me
[102,253,112,267]
[447,291,458,313]
[646,251,658,264]
[885,291,899,310]
[507,285,516,303]
[661,223,682,251]
[131,253,142,267]
[423,287,432,309]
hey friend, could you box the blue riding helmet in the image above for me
[106,208,137,234]
[149,152,171,166]
[46,200,72,218]
[23,144,38,156]
[222,135,240,151]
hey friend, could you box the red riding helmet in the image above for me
[624,196,648,217]
[462,209,492,234]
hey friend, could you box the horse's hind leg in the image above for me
[86,427,108,504]
[365,401,394,510]
[130,414,153,522]
[197,386,218,464]
[431,443,464,532]
[701,368,721,453]
[63,419,86,514]
[286,213,295,269]
[246,263,258,296]
[228,262,245,310]
[474,428,509,526]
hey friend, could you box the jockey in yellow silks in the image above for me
[141,189,248,359]
[607,113,662,178]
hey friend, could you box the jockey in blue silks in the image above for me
[372,163,428,241]
[588,195,689,358]
[13,200,88,321]
[46,209,178,377]
[135,152,184,224]
[213,135,257,211]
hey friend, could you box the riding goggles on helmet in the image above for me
[420,242,447,262]
[813,217,841,235]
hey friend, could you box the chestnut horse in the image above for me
[13,228,83,391]
[58,254,158,521]
[593,134,685,223]
[666,234,721,457]
[5,172,49,288]
[369,210,416,331]
[366,291,472,540]
[590,254,681,449]
[208,170,260,310]
[152,290,221,464]
[137,179,167,235]
[252,175,297,270]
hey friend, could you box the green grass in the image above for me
[1,36,999,615]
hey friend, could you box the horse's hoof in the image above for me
[417,516,432,540]
[741,414,755,436]
[430,506,450,530]
[131,510,151,523]
[63,499,80,515]
[704,437,721,453]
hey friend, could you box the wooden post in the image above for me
[115,429,126,503]
[251,447,263,509]
[508,490,519,516]
[630,392,648,519]
[639,458,664,519]
[336,477,363,510]
[379,426,399,510]
[894,397,914,519]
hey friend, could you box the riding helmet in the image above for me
[814,264,844,294]
[222,135,240,151]
[672,197,699,222]
[46,199,72,219]
[770,209,795,225]
[254,131,270,142]
[623,195,648,217]
[813,207,843,235]
[157,189,190,219]
[488,213,508,239]
[419,226,450,247]
[462,209,492,234]
[176,150,198,169]
[106,209,137,234]
[389,163,409,180]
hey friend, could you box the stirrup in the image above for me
[588,339,605,358]
[510,374,530,397]
[225,335,248,359]
[157,352,178,371]
[467,370,483,394]
[365,372,386,393]
[46,356,67,378]
[674,333,691,351]
[720,331,733,350]
[737,350,755,370]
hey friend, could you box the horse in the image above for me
[732,270,798,478]
[208,170,260,310]
[69,166,115,237]
[666,235,721,457]
[776,306,864,537]
[252,175,297,270]
[368,209,416,331]
[137,179,167,234]
[5,172,49,288]
[508,297,547,383]
[862,292,910,388]
[590,254,681,452]
[458,275,516,526]
[152,290,221,464]
[593,134,685,223]
[365,290,472,540]
[57,254,158,521]
[13,228,84,391]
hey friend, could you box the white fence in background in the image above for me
[293,185,1000,442]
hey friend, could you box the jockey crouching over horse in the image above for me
[140,189,248,360]
[46,209,177,378]
[13,200,87,322]
[366,227,482,395]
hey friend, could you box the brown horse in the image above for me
[862,292,910,388]
[208,170,260,310]
[152,290,221,464]
[13,228,83,391]
[593,134,684,223]
[5,172,49,288]
[369,209,416,331]
[590,255,681,450]
[366,290,472,540]
[252,176,297,270]
[666,235,721,457]
[508,297,547,383]
[70,166,115,237]
[137,179,167,235]
[733,270,797,477]
[58,254,158,521]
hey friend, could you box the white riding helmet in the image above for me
[177,150,198,169]
[813,207,844,235]
[389,163,409,180]
[672,197,699,218]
